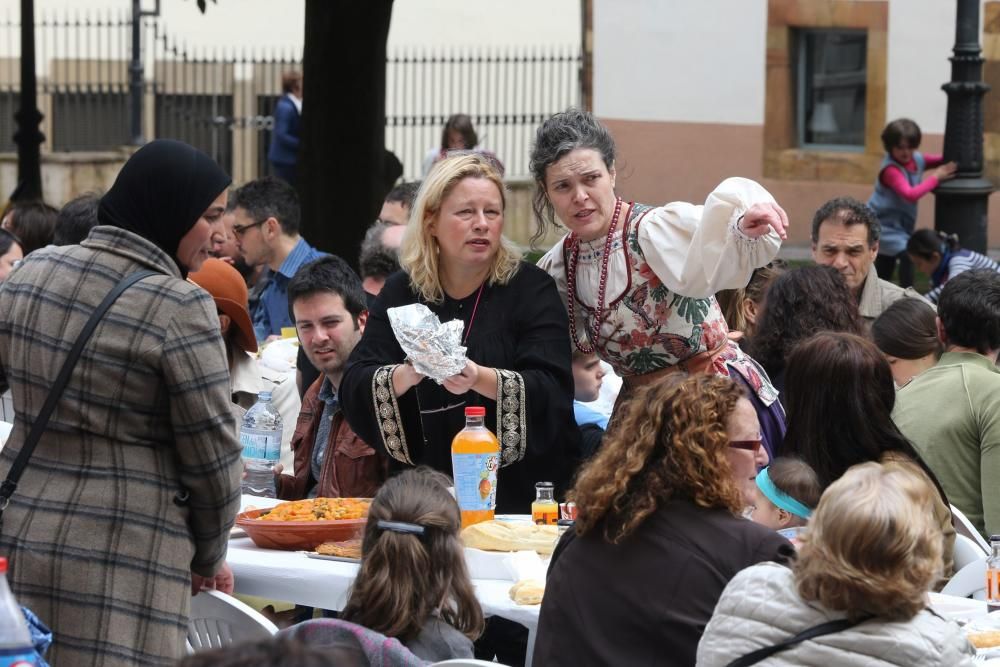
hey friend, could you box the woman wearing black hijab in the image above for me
[0,140,243,666]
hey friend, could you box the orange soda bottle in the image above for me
[531,481,559,525]
[451,406,500,529]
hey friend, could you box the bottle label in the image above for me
[0,646,35,667]
[988,566,1000,603]
[240,427,281,462]
[452,452,499,512]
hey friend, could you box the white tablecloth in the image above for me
[228,498,541,664]
[227,538,541,630]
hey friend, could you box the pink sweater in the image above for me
[879,153,945,203]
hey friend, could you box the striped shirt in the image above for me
[927,248,1000,303]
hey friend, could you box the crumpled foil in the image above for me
[388,303,468,382]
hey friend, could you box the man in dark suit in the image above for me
[268,70,302,186]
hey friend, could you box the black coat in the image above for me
[534,500,794,666]
[340,263,582,512]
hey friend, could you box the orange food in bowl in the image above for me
[235,498,372,551]
[256,497,370,522]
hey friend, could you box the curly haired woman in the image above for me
[533,375,793,666]
[697,461,975,666]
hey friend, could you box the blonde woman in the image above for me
[340,152,580,513]
[696,461,976,667]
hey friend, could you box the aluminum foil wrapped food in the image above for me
[387,303,468,382]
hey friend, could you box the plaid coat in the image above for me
[0,227,242,666]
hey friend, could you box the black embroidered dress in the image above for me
[339,262,581,512]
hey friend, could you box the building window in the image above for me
[763,0,886,184]
[797,29,867,150]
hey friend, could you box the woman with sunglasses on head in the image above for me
[534,375,791,666]
[780,332,955,584]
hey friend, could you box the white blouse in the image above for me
[538,177,782,308]
[537,177,783,378]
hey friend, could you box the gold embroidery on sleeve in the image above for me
[495,369,527,467]
[372,365,413,465]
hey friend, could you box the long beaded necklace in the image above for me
[566,197,623,355]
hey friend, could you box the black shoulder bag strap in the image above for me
[0,270,157,527]
[725,615,873,667]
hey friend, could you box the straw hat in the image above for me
[188,257,258,354]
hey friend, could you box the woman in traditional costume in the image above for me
[533,110,788,454]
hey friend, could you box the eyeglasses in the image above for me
[231,219,266,238]
[728,439,763,454]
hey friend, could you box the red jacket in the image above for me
[276,377,388,499]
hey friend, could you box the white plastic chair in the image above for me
[941,556,987,600]
[186,589,278,652]
[954,533,988,571]
[951,503,990,554]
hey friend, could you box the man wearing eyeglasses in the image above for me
[229,177,325,341]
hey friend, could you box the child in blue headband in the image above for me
[749,457,821,532]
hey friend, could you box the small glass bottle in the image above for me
[987,535,1000,611]
[532,482,558,525]
[451,406,500,529]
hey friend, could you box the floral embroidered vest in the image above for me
[565,202,731,377]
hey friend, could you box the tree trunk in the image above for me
[299,0,393,272]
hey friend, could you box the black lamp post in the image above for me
[12,0,43,202]
[934,0,994,252]
[129,0,161,146]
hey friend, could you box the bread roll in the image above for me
[315,539,362,559]
[968,630,1000,649]
[509,579,545,605]
[461,520,559,555]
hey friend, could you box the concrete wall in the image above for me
[0,150,129,209]
[593,0,1000,248]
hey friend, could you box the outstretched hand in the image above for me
[739,202,789,241]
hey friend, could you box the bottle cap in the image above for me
[0,557,7,574]
[535,481,554,489]
[465,406,486,417]
[258,390,272,401]
[991,535,1000,542]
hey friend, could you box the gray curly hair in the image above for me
[529,109,616,245]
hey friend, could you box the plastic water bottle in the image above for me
[240,390,283,498]
[0,558,35,666]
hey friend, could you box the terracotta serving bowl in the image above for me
[235,507,368,551]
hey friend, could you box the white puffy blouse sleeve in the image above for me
[637,177,782,299]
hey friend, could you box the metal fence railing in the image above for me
[386,45,582,180]
[0,11,582,182]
